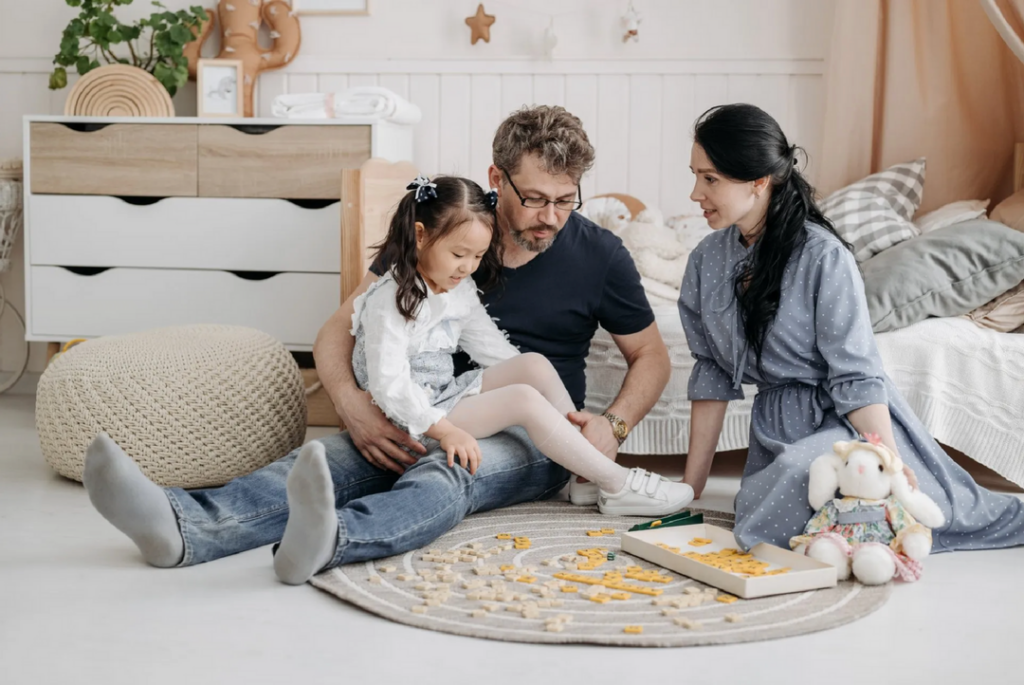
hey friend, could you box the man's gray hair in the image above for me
[492,105,595,184]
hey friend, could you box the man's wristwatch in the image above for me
[602,411,630,445]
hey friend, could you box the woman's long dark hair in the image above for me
[371,176,503,321]
[693,103,851,372]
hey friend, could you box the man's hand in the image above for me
[568,410,619,461]
[337,389,426,474]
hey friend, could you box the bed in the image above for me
[584,308,1024,488]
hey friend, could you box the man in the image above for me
[83,105,671,585]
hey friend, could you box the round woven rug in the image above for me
[310,502,890,646]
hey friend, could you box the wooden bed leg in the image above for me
[1015,142,1024,194]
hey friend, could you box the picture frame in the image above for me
[196,58,244,118]
[291,0,370,16]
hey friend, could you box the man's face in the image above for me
[490,154,579,254]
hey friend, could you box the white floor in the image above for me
[2,387,1023,685]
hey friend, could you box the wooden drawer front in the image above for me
[29,123,197,197]
[29,195,341,272]
[198,124,371,199]
[30,267,340,347]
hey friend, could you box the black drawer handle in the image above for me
[286,199,339,209]
[228,271,280,281]
[62,266,111,276]
[228,124,281,135]
[116,196,167,206]
[61,123,112,133]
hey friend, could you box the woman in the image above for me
[678,103,1024,553]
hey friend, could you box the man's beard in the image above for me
[509,224,558,253]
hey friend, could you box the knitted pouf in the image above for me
[36,325,307,488]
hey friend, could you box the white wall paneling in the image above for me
[0,0,835,372]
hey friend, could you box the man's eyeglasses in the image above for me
[501,168,582,211]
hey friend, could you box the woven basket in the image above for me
[36,325,307,488]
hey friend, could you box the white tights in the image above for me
[445,353,628,493]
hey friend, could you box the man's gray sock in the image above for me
[274,441,339,585]
[83,432,185,568]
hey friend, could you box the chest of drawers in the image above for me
[22,115,413,350]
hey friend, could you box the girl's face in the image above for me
[416,217,493,293]
[689,143,766,233]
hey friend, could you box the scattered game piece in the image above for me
[683,586,701,595]
[471,610,487,618]
[623,625,643,634]
[546,623,564,632]
[411,605,428,614]
[724,613,742,623]
[517,576,537,584]
[561,586,579,593]
[650,520,663,527]
[607,552,616,561]
[688,537,713,547]
[378,565,396,573]
[496,533,511,540]
[396,574,413,582]
[610,592,631,601]
[600,528,615,535]
[368,575,382,584]
[716,594,738,604]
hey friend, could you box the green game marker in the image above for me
[627,511,705,532]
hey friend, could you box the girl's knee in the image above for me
[519,352,558,381]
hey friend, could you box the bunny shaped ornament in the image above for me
[790,435,946,585]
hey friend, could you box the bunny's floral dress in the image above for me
[678,223,1024,553]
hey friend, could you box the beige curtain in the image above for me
[818,0,1024,213]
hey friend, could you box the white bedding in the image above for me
[584,308,1024,487]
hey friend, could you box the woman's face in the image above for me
[689,143,763,232]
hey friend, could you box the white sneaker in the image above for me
[568,476,599,506]
[597,468,694,517]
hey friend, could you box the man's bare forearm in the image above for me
[312,273,377,412]
[607,339,670,428]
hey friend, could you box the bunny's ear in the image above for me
[891,474,946,529]
[832,441,855,459]
[809,453,844,511]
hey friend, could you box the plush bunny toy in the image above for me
[790,435,946,585]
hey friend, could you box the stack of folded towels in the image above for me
[271,86,422,124]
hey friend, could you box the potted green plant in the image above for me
[49,0,208,97]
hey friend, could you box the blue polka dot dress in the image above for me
[678,223,1024,553]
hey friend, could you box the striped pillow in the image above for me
[820,158,926,262]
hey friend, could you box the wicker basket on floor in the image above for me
[35,325,307,488]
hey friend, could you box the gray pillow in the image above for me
[861,219,1024,333]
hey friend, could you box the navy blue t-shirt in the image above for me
[370,212,654,409]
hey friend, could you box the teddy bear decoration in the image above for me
[185,0,301,118]
[790,434,946,585]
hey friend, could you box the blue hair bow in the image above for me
[407,175,438,203]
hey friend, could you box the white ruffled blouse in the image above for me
[350,273,520,435]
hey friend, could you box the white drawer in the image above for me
[29,266,340,348]
[28,195,341,272]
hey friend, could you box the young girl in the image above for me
[348,175,693,517]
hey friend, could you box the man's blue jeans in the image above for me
[164,427,569,568]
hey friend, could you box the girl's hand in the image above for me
[440,427,481,475]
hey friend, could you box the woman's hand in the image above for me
[902,463,919,490]
[337,388,426,474]
[439,426,482,475]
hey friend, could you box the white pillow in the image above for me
[912,199,990,234]
[820,158,926,262]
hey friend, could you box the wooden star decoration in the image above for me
[465,3,496,45]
